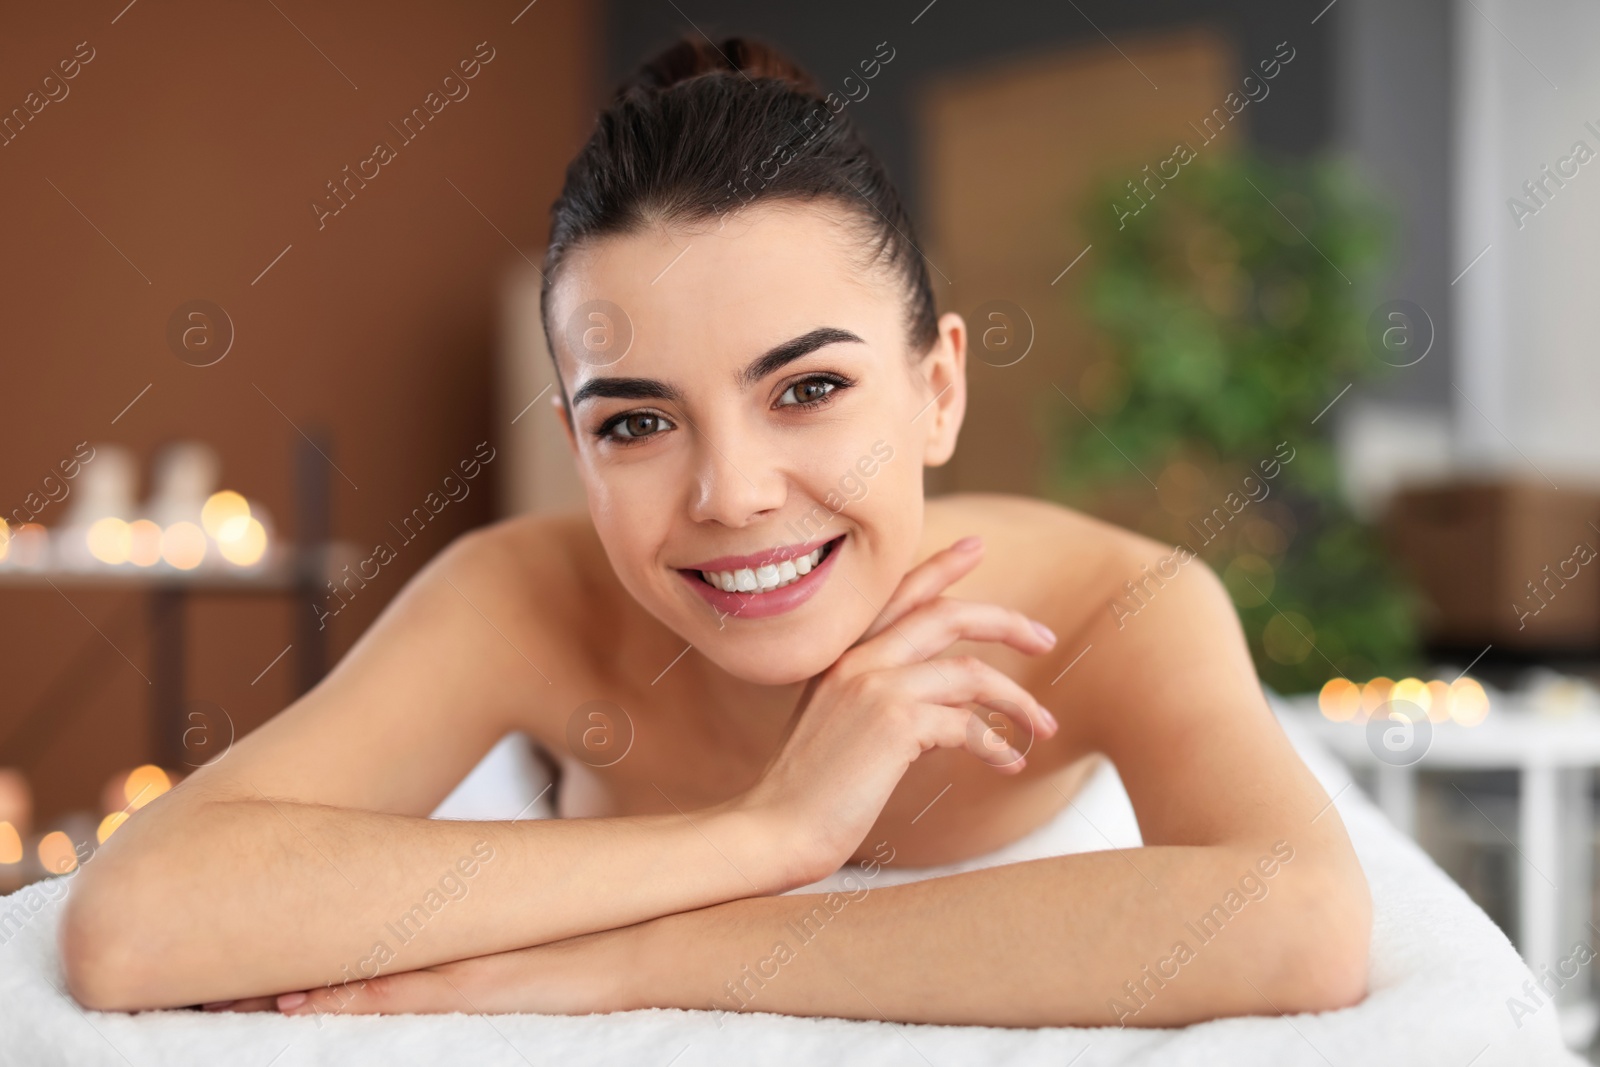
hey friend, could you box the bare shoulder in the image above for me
[438,509,604,599]
[424,509,615,660]
[925,492,1206,623]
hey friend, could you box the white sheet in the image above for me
[0,712,1580,1066]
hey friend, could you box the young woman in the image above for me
[61,37,1369,1028]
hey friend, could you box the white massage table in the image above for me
[0,707,1580,1065]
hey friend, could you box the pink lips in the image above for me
[679,534,836,574]
[678,534,845,621]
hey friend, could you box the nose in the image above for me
[686,420,787,528]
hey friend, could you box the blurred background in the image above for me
[2,0,1599,1049]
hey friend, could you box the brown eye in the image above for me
[778,378,839,407]
[600,411,673,442]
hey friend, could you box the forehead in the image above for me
[546,203,901,383]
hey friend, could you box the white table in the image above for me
[1279,697,1600,1049]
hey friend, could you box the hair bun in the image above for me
[621,35,820,98]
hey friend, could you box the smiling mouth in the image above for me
[689,535,845,594]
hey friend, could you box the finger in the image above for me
[965,702,1037,769]
[280,977,402,1017]
[201,996,276,1012]
[857,537,985,644]
[287,970,471,1017]
[908,702,1028,773]
[855,596,1056,673]
[891,655,1057,744]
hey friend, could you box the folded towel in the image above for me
[0,713,1578,1066]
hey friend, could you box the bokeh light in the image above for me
[86,517,132,564]
[1361,677,1395,716]
[1391,677,1432,716]
[97,811,129,844]
[123,765,171,809]
[12,524,48,567]
[161,521,208,570]
[1426,679,1452,721]
[127,519,163,566]
[218,517,268,566]
[37,831,78,874]
[1318,678,1362,721]
[0,821,20,864]
[1449,678,1491,727]
[201,490,251,539]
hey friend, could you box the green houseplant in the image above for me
[1050,153,1422,694]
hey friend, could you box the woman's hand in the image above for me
[734,536,1060,888]
[202,927,641,1018]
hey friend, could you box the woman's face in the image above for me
[546,203,967,686]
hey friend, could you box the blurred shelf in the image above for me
[0,560,302,592]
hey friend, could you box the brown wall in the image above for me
[0,0,596,825]
[918,30,1238,500]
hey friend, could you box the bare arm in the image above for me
[628,549,1370,1024]
[618,839,1350,1027]
[64,532,1058,1013]
[60,527,794,1011]
[282,541,1369,1025]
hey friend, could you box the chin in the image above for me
[656,530,885,686]
[699,627,858,686]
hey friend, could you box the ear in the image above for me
[919,312,967,467]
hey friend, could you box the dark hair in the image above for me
[540,36,938,385]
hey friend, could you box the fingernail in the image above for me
[1040,706,1058,731]
[1032,620,1056,644]
[277,992,308,1012]
[952,536,982,552]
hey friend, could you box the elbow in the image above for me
[1277,933,1369,1014]
[60,802,218,1012]
[1267,860,1372,1014]
[60,872,141,1011]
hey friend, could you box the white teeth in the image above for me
[699,540,835,594]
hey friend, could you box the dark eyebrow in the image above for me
[570,327,865,408]
[738,326,865,388]
[569,377,685,409]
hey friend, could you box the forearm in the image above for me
[63,791,782,1011]
[624,840,1368,1027]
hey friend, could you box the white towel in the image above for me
[0,715,1579,1066]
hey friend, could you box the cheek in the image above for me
[827,437,923,588]
[582,465,670,581]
